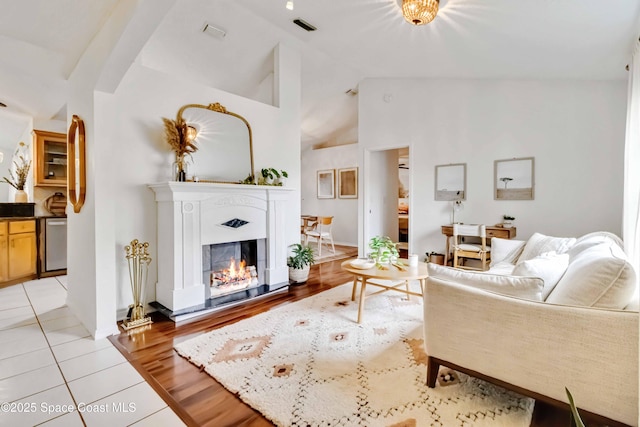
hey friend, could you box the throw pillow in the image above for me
[489,237,526,267]
[518,232,576,263]
[512,251,569,300]
[546,243,636,309]
[427,263,543,301]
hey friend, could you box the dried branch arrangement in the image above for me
[2,155,31,190]
[162,118,198,158]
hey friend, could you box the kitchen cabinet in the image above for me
[0,223,7,282]
[33,130,67,187]
[0,220,37,286]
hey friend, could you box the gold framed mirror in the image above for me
[67,114,86,213]
[176,103,254,184]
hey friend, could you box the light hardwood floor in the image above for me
[109,247,625,427]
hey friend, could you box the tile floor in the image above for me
[0,276,185,426]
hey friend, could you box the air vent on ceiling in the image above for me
[293,18,316,32]
[202,23,226,39]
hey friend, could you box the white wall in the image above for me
[301,144,358,245]
[359,78,627,257]
[110,48,300,318]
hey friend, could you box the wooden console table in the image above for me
[441,225,517,265]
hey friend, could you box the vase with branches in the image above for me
[162,118,198,181]
[2,155,31,202]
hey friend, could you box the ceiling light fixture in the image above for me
[402,0,439,26]
[286,0,293,10]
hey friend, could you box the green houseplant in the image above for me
[258,168,288,186]
[369,236,402,269]
[287,243,315,284]
[503,215,515,228]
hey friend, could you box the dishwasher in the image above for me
[45,218,67,271]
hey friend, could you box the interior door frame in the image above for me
[359,144,412,257]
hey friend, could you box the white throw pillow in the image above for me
[518,232,576,263]
[546,243,636,309]
[489,237,526,267]
[512,251,569,300]
[427,263,543,301]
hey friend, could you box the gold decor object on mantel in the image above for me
[122,239,153,330]
[402,0,439,25]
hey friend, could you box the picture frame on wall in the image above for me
[494,157,535,200]
[434,163,466,201]
[338,167,358,199]
[317,169,335,199]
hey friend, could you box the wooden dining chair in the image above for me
[452,224,491,271]
[304,216,335,257]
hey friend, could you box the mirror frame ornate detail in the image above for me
[176,102,255,184]
[67,114,86,213]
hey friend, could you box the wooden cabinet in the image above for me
[33,130,67,187]
[0,220,36,285]
[0,223,7,282]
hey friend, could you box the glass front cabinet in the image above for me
[33,130,67,187]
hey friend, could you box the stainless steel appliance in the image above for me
[45,218,67,271]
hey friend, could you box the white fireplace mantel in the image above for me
[149,182,293,312]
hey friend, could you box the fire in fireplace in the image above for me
[203,239,266,299]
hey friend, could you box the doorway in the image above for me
[361,146,411,257]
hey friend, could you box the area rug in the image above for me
[174,282,534,427]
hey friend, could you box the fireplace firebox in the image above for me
[203,239,266,298]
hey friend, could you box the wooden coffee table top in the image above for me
[340,258,428,281]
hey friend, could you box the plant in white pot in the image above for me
[368,236,404,269]
[287,243,315,284]
[503,215,515,228]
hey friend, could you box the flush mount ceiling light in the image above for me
[402,0,439,25]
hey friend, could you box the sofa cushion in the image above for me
[518,232,576,262]
[427,263,543,301]
[512,251,569,299]
[490,237,526,267]
[546,242,636,308]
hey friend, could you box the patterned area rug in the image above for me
[174,283,534,427]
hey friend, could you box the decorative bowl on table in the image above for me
[349,258,376,270]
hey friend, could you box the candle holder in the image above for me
[122,239,153,330]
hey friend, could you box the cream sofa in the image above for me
[423,232,638,426]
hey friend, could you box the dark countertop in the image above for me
[0,215,67,220]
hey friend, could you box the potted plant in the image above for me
[2,155,31,203]
[503,215,515,228]
[287,243,315,284]
[369,236,402,268]
[259,168,288,186]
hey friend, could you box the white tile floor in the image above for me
[0,276,186,426]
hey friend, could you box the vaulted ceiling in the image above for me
[1,0,639,149]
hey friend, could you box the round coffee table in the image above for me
[341,258,428,323]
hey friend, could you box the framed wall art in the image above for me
[494,157,535,200]
[435,163,466,201]
[338,167,358,199]
[317,169,335,199]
